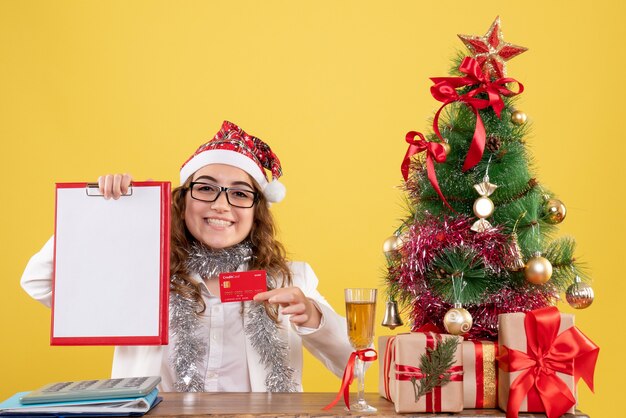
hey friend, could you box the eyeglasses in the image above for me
[188,182,258,208]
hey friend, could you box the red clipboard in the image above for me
[51,181,170,346]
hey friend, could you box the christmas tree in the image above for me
[383,17,595,340]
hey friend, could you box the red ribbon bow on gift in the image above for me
[499,307,599,418]
[401,131,452,211]
[430,56,523,172]
[323,348,377,411]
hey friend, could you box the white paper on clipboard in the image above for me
[52,181,170,346]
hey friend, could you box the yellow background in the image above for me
[1,1,623,416]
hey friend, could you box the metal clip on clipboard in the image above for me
[85,183,133,197]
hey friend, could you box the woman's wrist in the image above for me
[301,298,322,329]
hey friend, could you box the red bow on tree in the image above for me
[400,131,451,211]
[498,307,599,418]
[430,56,523,172]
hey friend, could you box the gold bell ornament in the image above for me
[566,276,595,309]
[524,252,553,285]
[381,298,404,329]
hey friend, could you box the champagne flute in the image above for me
[345,288,377,412]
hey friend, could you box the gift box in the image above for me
[462,340,498,409]
[378,335,393,400]
[497,307,599,418]
[379,332,464,413]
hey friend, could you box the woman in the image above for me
[21,120,353,392]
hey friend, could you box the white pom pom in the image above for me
[263,179,286,203]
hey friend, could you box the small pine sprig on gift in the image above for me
[410,336,458,402]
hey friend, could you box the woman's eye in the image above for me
[197,185,217,193]
[232,190,252,199]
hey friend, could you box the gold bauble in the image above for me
[524,255,553,285]
[443,307,473,335]
[473,196,494,218]
[543,199,567,224]
[511,110,527,125]
[383,235,400,256]
[566,278,595,309]
[442,141,451,156]
[397,230,409,247]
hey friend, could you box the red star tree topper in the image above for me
[458,16,527,78]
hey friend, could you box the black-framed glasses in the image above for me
[188,182,258,208]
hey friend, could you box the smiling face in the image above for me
[184,164,257,250]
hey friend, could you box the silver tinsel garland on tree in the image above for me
[170,239,297,392]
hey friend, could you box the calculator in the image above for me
[19,376,161,404]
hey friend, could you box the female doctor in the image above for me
[21,120,354,392]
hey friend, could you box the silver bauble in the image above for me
[566,278,595,309]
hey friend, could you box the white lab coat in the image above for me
[21,236,354,391]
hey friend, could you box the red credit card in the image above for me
[219,270,267,303]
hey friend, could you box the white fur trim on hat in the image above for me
[264,179,286,203]
[180,148,287,202]
[180,149,268,189]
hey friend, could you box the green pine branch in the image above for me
[411,336,459,402]
[427,246,488,305]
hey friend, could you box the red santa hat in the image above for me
[180,121,286,203]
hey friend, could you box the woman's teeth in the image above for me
[206,218,233,227]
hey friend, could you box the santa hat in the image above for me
[180,121,286,203]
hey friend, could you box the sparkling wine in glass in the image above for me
[345,288,377,412]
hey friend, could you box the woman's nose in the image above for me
[210,191,230,210]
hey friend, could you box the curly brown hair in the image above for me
[169,175,292,320]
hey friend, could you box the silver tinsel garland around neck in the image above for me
[245,302,298,392]
[170,289,206,392]
[170,240,297,392]
[185,240,253,279]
